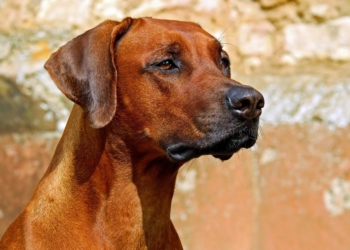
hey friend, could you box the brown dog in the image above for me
[0,17,264,249]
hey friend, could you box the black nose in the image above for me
[226,85,264,119]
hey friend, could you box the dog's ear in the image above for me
[44,18,133,128]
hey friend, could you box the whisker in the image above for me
[217,23,235,42]
[184,159,196,179]
[135,134,148,142]
[219,35,239,40]
[220,43,237,49]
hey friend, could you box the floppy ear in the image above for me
[44,18,133,128]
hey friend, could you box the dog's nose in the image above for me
[226,85,264,120]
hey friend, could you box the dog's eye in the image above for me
[156,60,177,71]
[221,57,230,69]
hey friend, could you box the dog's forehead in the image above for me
[123,18,221,51]
[141,17,205,32]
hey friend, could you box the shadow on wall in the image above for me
[0,75,59,134]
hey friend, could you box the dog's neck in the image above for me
[47,105,182,248]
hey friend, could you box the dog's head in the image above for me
[45,17,264,162]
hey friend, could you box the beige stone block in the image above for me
[284,17,350,62]
[37,0,93,26]
[238,21,276,57]
[259,0,290,8]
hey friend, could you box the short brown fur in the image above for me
[0,17,263,249]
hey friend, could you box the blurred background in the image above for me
[1,0,350,249]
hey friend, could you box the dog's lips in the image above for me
[166,145,198,162]
[166,128,258,162]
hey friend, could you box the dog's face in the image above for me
[115,18,264,162]
[45,17,264,163]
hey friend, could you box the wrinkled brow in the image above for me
[151,42,182,55]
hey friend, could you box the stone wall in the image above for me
[1,0,350,249]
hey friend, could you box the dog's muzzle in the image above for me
[167,85,265,162]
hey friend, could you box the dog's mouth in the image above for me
[166,127,258,162]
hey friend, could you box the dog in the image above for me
[0,17,264,249]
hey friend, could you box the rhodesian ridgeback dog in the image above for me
[0,17,264,249]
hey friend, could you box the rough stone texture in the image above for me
[258,0,291,9]
[324,177,350,216]
[1,0,350,249]
[298,0,346,23]
[238,72,350,127]
[0,75,59,133]
[238,21,276,58]
[284,17,350,62]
